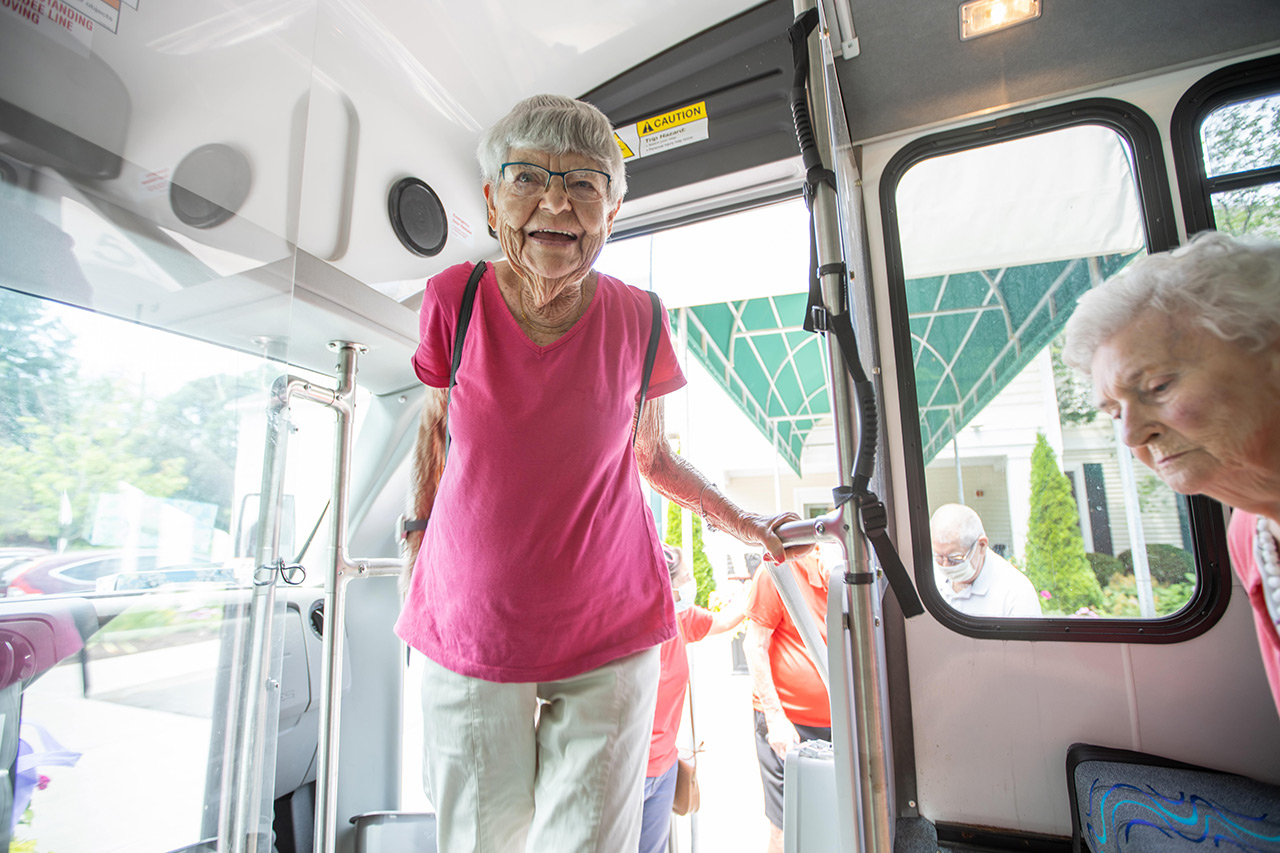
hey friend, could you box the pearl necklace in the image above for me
[1253,515,1280,632]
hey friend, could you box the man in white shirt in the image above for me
[930,503,1042,618]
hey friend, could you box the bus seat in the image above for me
[349,810,436,852]
[1066,742,1280,852]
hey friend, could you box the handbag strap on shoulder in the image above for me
[631,290,662,447]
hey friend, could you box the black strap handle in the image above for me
[632,290,662,447]
[444,261,487,460]
[402,262,486,541]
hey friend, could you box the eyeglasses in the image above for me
[933,540,978,568]
[500,162,612,203]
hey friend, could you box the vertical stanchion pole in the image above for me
[314,341,365,853]
[787,1,896,848]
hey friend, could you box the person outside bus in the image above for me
[929,503,1042,617]
[742,550,831,853]
[396,93,808,853]
[638,544,747,853]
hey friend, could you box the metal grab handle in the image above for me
[774,507,845,550]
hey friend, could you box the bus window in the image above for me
[1173,55,1280,239]
[1200,93,1280,239]
[0,284,357,851]
[883,104,1225,636]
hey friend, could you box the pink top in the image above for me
[1227,509,1280,717]
[395,263,687,682]
[646,606,714,777]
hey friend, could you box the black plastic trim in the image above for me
[880,98,1230,644]
[936,822,1072,853]
[1171,53,1280,235]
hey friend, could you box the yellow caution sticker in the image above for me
[613,101,709,161]
[638,102,707,136]
[614,132,636,159]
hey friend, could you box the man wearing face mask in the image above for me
[638,545,747,853]
[930,503,1042,618]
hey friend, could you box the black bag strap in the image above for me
[400,261,486,538]
[632,290,662,447]
[443,261,487,460]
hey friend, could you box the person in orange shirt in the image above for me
[743,550,831,853]
[638,545,746,853]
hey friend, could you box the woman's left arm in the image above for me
[635,397,809,562]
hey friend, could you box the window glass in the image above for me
[1211,186,1280,239]
[1201,94,1280,177]
[1202,93,1280,240]
[895,124,1193,620]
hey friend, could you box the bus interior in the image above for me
[2,0,1280,851]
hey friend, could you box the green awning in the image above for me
[677,251,1138,475]
[680,292,829,474]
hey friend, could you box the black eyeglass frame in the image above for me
[499,161,613,200]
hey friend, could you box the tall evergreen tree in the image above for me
[1025,432,1102,612]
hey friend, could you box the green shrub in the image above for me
[1099,572,1196,618]
[666,501,715,608]
[1024,434,1103,612]
[1086,552,1125,587]
[1117,543,1195,586]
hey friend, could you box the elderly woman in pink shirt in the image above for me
[396,94,804,853]
[1063,231,1280,719]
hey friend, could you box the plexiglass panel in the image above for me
[0,3,343,851]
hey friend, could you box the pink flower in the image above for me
[37,775,50,791]
[1039,590,1052,600]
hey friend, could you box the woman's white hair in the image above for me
[1062,231,1280,376]
[476,94,627,204]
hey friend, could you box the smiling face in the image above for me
[1091,307,1280,508]
[484,148,621,296]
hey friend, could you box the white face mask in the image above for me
[673,580,698,612]
[937,557,979,585]
[935,541,980,584]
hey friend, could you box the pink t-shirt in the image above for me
[1227,509,1280,718]
[646,606,714,777]
[395,263,687,682]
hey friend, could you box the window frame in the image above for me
[880,98,1230,643]
[1171,53,1280,236]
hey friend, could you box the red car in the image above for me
[4,550,227,596]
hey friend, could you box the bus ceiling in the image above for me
[1,0,1278,392]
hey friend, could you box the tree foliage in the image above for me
[1202,95,1280,240]
[0,413,188,546]
[146,374,246,531]
[0,295,253,548]
[665,500,715,608]
[1117,543,1195,587]
[1024,433,1102,612]
[0,288,78,447]
[1050,339,1098,426]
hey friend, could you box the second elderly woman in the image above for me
[396,94,806,853]
[1062,230,1280,719]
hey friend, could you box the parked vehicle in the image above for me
[4,550,223,597]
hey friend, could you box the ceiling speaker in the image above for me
[388,177,447,257]
[170,143,251,229]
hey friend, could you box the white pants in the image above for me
[420,647,661,853]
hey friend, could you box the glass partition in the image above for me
[0,3,331,851]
